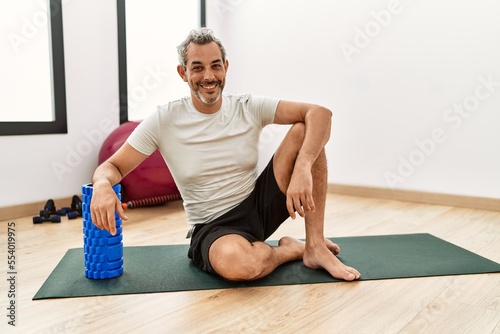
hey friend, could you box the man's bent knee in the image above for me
[209,235,265,281]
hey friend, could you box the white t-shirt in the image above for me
[127,93,279,225]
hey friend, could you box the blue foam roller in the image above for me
[82,203,89,214]
[81,183,120,196]
[82,194,91,205]
[84,234,123,247]
[87,258,124,271]
[83,211,91,221]
[106,234,123,246]
[106,258,124,270]
[84,253,105,262]
[85,266,123,279]
[105,242,123,262]
[84,226,123,239]
[82,183,124,280]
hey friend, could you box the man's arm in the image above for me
[91,142,149,235]
[274,100,332,169]
[273,100,332,218]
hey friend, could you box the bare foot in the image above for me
[278,237,342,259]
[303,243,361,281]
[325,239,340,255]
[278,236,305,261]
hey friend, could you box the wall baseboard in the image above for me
[328,184,500,212]
[0,197,74,222]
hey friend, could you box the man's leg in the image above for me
[208,234,302,281]
[209,123,360,281]
[272,122,360,281]
[298,145,360,280]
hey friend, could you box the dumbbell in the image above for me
[33,199,61,224]
[57,206,80,219]
[33,214,61,224]
[65,195,83,219]
[57,207,71,215]
[39,199,57,219]
[56,195,83,219]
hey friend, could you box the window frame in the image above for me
[0,0,68,136]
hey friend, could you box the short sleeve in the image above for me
[126,107,161,156]
[246,95,279,127]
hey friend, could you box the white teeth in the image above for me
[201,84,216,89]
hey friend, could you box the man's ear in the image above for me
[224,59,229,72]
[177,65,188,82]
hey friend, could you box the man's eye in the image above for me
[192,66,203,71]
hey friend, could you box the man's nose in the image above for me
[203,69,215,81]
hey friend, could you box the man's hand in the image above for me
[90,181,128,236]
[286,168,315,219]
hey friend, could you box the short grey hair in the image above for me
[177,28,227,68]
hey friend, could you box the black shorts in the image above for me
[187,157,290,274]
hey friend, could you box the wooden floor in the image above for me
[1,193,499,334]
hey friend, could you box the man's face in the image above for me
[178,41,228,112]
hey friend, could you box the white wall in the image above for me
[0,0,120,208]
[208,0,500,199]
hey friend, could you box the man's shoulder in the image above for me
[224,93,276,106]
[152,97,193,120]
[224,93,251,103]
[162,96,192,110]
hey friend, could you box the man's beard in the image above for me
[193,80,223,105]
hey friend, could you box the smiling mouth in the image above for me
[199,81,220,91]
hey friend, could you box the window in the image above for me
[0,0,67,136]
[117,0,204,122]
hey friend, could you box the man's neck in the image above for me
[191,94,223,114]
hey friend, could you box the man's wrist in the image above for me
[294,153,315,172]
[92,179,113,189]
